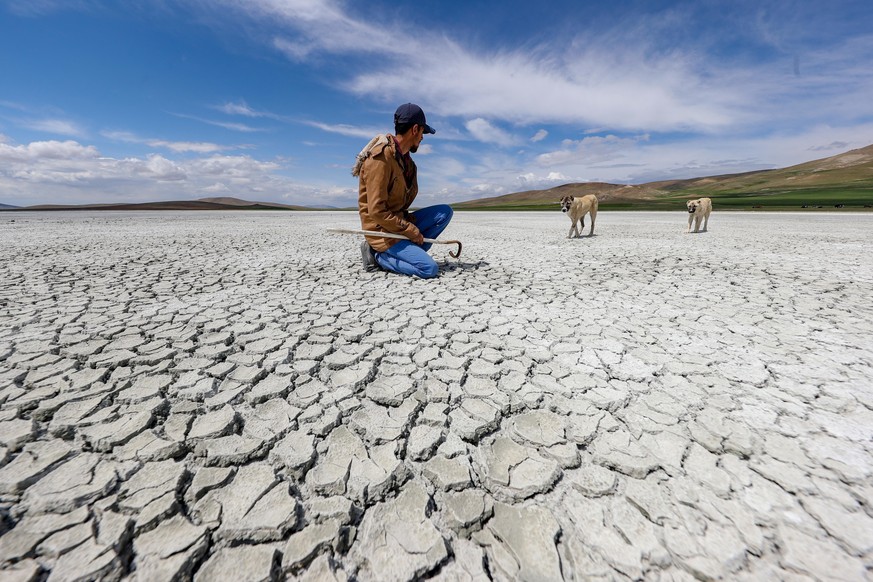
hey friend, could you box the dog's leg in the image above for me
[703,213,709,232]
[589,208,597,236]
[694,216,701,233]
[687,215,693,233]
[568,221,575,238]
[578,217,584,238]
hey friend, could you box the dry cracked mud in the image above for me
[1,210,872,581]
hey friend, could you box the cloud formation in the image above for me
[228,0,871,138]
[102,131,232,153]
[0,137,349,206]
[464,118,517,147]
[23,118,86,137]
[213,101,264,117]
[531,130,548,143]
[171,112,267,133]
[300,121,385,139]
[3,0,87,16]
[536,135,650,168]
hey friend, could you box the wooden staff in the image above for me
[327,228,462,259]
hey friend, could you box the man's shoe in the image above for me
[361,241,379,271]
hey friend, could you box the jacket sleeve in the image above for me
[362,156,421,239]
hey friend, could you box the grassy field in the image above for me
[659,187,873,210]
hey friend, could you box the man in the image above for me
[353,103,453,279]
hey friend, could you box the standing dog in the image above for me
[560,195,598,238]
[686,198,712,233]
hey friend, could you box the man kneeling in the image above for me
[352,103,453,279]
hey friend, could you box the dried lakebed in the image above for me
[1,210,872,581]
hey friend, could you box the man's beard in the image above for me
[410,144,418,154]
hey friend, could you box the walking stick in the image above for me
[327,228,463,259]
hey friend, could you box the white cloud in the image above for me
[0,137,356,207]
[103,130,231,153]
[302,120,385,139]
[188,154,281,178]
[24,118,86,137]
[515,171,575,190]
[214,101,263,117]
[0,139,98,162]
[172,112,267,133]
[215,0,735,131]
[210,120,265,132]
[400,156,463,201]
[202,182,230,193]
[472,183,502,194]
[213,100,292,123]
[536,134,650,168]
[272,37,317,61]
[352,42,740,132]
[0,101,28,112]
[464,118,517,147]
[531,129,548,142]
[0,102,86,138]
[212,0,873,136]
[243,0,405,60]
[4,0,89,16]
[142,154,185,181]
[155,141,230,154]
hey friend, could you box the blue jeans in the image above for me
[375,205,454,279]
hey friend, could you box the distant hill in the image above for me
[453,182,661,208]
[453,144,873,209]
[649,143,873,195]
[197,197,308,210]
[9,197,310,211]
[0,203,18,209]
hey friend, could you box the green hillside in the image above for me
[452,144,873,210]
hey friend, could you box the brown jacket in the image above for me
[356,135,421,252]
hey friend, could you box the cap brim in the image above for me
[423,124,436,135]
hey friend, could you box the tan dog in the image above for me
[686,197,712,233]
[560,195,598,238]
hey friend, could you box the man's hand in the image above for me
[409,227,424,246]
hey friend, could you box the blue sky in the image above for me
[1,0,872,207]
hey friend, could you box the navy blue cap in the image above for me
[394,103,436,134]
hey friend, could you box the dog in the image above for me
[686,197,712,233]
[560,195,598,238]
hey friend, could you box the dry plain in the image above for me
[0,210,872,581]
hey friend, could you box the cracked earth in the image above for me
[1,210,872,581]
